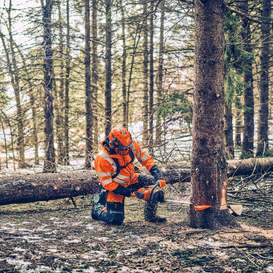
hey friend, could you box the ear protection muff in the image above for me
[109,136,119,149]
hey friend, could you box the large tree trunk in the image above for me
[191,0,233,229]
[0,157,272,206]
[256,0,271,157]
[43,0,56,173]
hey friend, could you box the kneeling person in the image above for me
[92,126,166,225]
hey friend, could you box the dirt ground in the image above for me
[0,192,272,273]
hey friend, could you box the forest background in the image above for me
[0,0,272,173]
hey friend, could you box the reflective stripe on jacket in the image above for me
[94,140,155,191]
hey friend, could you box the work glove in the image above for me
[150,165,164,185]
[113,185,134,197]
[158,179,166,188]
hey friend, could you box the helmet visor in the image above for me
[119,141,133,150]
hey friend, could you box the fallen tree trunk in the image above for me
[0,157,273,206]
[0,171,99,206]
[227,157,273,176]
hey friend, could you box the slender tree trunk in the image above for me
[256,0,271,157]
[127,24,142,126]
[56,0,64,165]
[64,0,70,165]
[43,0,56,173]
[105,0,112,136]
[92,0,99,151]
[0,112,9,168]
[191,0,234,229]
[238,0,254,158]
[15,43,39,165]
[149,2,154,154]
[156,0,165,146]
[143,3,149,148]
[85,0,93,170]
[7,0,25,168]
[224,102,234,158]
[121,1,127,128]
[235,109,242,147]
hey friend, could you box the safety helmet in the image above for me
[109,126,133,151]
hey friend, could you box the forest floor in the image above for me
[0,181,273,273]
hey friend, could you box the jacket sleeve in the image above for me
[133,141,155,172]
[94,153,119,192]
[132,141,163,181]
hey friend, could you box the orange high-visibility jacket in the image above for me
[95,140,155,192]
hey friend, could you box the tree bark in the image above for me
[149,1,154,154]
[64,0,70,166]
[224,102,234,158]
[239,0,254,158]
[142,2,149,148]
[256,0,271,157]
[105,0,112,136]
[85,0,93,170]
[92,0,99,151]
[43,0,56,173]
[0,172,99,206]
[155,0,165,146]
[121,0,127,128]
[56,0,65,165]
[191,0,233,229]
[235,109,242,147]
[1,157,272,207]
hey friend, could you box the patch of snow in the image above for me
[49,217,58,220]
[198,238,222,248]
[21,235,42,242]
[6,258,32,268]
[265,266,273,273]
[81,215,91,219]
[85,224,103,231]
[118,266,147,272]
[13,247,26,252]
[62,238,81,244]
[213,251,229,260]
[124,233,142,240]
[48,248,58,253]
[96,237,109,242]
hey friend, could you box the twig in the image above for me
[256,253,273,260]
[234,245,262,268]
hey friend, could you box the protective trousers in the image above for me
[91,174,160,225]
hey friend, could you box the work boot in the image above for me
[91,202,115,224]
[91,194,101,220]
[144,202,167,223]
